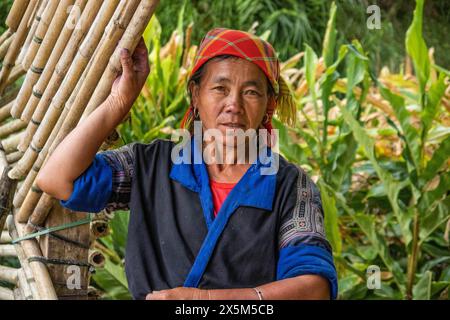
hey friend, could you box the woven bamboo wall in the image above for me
[0,0,159,300]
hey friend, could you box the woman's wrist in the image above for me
[105,94,132,123]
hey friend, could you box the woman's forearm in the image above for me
[36,97,128,201]
[207,275,330,300]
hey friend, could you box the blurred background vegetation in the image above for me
[1,0,448,300]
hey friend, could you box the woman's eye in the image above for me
[213,86,226,92]
[245,90,260,96]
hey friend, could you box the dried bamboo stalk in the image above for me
[0,85,19,108]
[8,0,126,180]
[90,219,109,238]
[5,64,26,89]
[0,34,14,61]
[0,0,39,94]
[18,0,47,66]
[7,215,39,299]
[88,249,105,268]
[0,265,19,284]
[1,231,12,243]
[22,0,58,70]
[26,194,54,232]
[6,150,23,163]
[13,286,25,300]
[0,143,7,169]
[6,0,31,32]
[16,268,34,299]
[0,29,13,47]
[0,119,27,138]
[0,101,14,122]
[15,0,95,121]
[1,132,24,154]
[20,0,89,121]
[0,286,14,300]
[15,0,75,123]
[0,244,16,257]
[83,0,160,119]
[7,215,57,300]
[13,99,64,212]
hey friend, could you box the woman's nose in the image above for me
[224,90,244,114]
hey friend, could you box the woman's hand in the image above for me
[108,37,150,115]
[145,287,210,300]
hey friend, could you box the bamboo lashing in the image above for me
[0,0,39,94]
[13,0,76,124]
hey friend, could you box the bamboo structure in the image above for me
[0,0,160,300]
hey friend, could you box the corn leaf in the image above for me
[405,0,430,95]
[318,180,342,255]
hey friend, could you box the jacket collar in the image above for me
[170,137,276,225]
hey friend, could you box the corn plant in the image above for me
[275,0,449,299]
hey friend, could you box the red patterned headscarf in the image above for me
[181,28,296,132]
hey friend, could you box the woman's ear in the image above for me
[189,81,199,107]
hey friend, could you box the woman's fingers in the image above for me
[119,48,134,79]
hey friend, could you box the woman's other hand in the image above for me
[145,287,210,300]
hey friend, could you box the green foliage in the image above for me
[95,0,449,300]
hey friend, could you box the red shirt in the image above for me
[210,180,237,216]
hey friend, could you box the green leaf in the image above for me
[413,271,432,300]
[419,197,450,243]
[318,180,342,255]
[418,172,450,215]
[420,135,450,187]
[339,103,412,246]
[379,85,421,171]
[422,73,446,137]
[92,258,131,300]
[405,0,430,95]
[109,211,130,257]
[322,2,337,68]
[304,44,318,99]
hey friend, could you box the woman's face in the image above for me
[190,58,270,144]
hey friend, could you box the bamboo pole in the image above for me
[0,34,14,61]
[0,29,13,48]
[0,119,27,138]
[26,193,54,233]
[88,249,105,268]
[0,286,14,300]
[13,286,25,300]
[13,0,75,123]
[8,0,130,180]
[5,64,26,89]
[0,0,39,94]
[0,143,7,169]
[21,0,89,121]
[18,0,47,67]
[90,219,110,238]
[7,215,57,300]
[22,1,155,228]
[7,215,39,299]
[15,0,95,121]
[22,0,59,70]
[83,0,160,119]
[0,85,19,108]
[1,231,12,243]
[1,132,24,154]
[0,101,13,122]
[6,151,23,163]
[6,0,31,32]
[0,244,16,257]
[0,265,19,284]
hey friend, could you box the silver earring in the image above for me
[193,107,199,119]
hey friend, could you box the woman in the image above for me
[37,28,337,300]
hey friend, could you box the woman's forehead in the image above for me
[202,58,267,86]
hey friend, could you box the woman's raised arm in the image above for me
[36,39,150,201]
